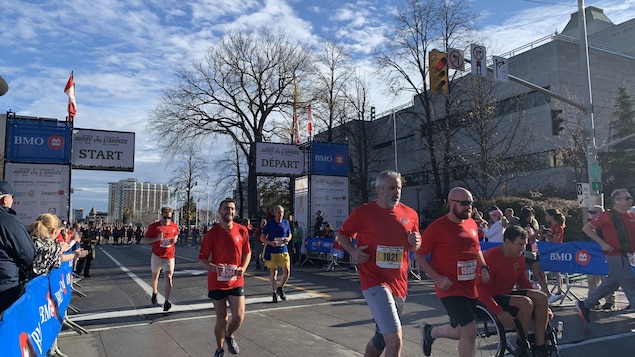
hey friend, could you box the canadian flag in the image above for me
[64,72,76,123]
[307,104,313,139]
[294,108,300,145]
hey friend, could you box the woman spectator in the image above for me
[482,208,505,243]
[28,213,87,276]
[545,208,567,298]
[519,206,557,302]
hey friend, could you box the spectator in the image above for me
[482,209,505,243]
[314,210,324,236]
[519,207,554,301]
[292,221,303,264]
[75,222,98,277]
[504,208,520,226]
[28,213,87,276]
[545,208,566,299]
[0,180,36,312]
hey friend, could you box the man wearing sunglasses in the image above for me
[415,187,489,357]
[577,188,635,323]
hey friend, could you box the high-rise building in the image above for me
[108,178,171,225]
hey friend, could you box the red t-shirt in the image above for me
[145,221,179,258]
[590,211,635,256]
[338,201,419,298]
[417,215,481,299]
[198,223,251,291]
[477,246,533,314]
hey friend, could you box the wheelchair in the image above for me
[474,301,560,357]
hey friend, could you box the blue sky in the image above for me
[1,0,634,213]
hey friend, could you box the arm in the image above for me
[337,232,369,263]
[484,222,502,240]
[414,252,452,290]
[140,226,162,244]
[582,221,613,252]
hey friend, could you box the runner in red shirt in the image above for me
[416,187,489,357]
[477,226,551,357]
[338,170,421,357]
[199,198,251,357]
[141,207,179,311]
[544,208,566,299]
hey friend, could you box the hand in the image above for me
[547,307,554,321]
[235,266,244,277]
[434,276,452,290]
[497,310,516,329]
[408,231,421,249]
[352,245,370,263]
[481,268,490,284]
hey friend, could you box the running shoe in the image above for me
[214,348,224,357]
[420,323,434,356]
[601,302,614,310]
[151,293,158,305]
[548,294,562,304]
[272,292,278,303]
[577,300,590,323]
[163,301,172,312]
[225,336,239,354]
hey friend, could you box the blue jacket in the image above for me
[0,206,35,292]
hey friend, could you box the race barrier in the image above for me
[0,259,73,356]
[480,241,621,275]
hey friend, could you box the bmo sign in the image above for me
[311,142,348,177]
[6,119,72,164]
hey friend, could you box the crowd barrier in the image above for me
[0,259,73,356]
[480,241,626,275]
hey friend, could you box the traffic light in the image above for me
[429,51,449,96]
[370,106,376,120]
[551,109,564,135]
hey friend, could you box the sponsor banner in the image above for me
[481,241,619,275]
[5,118,71,164]
[255,142,304,176]
[72,128,135,172]
[4,163,70,225]
[0,262,72,356]
[310,175,349,230]
[311,142,348,176]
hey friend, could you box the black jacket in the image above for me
[0,206,36,292]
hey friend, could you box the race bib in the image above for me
[375,245,404,269]
[217,265,238,281]
[457,260,477,281]
[160,238,172,248]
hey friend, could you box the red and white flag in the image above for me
[64,72,76,123]
[294,108,300,145]
[307,104,313,139]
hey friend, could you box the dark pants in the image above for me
[0,285,22,312]
[76,257,93,276]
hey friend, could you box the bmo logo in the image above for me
[315,155,333,162]
[575,249,591,266]
[334,153,345,166]
[48,135,64,150]
[14,136,44,145]
[549,252,573,262]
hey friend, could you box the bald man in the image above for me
[415,187,489,357]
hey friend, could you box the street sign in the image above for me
[448,48,464,70]
[471,44,487,77]
[493,56,508,82]
[577,182,591,207]
[592,181,603,191]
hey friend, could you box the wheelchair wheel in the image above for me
[526,322,559,357]
[475,302,506,357]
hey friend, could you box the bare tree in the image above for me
[148,28,313,218]
[375,0,477,203]
[310,41,353,142]
[168,144,208,233]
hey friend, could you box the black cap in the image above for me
[0,180,14,196]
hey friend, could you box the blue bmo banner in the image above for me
[311,142,348,176]
[6,118,72,164]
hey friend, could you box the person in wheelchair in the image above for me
[477,225,551,357]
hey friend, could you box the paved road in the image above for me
[55,243,635,357]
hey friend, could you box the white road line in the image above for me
[98,248,165,303]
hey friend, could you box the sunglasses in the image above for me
[451,199,474,206]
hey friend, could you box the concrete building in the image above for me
[321,7,635,214]
[108,178,171,225]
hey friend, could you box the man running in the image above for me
[141,206,179,311]
[199,198,251,357]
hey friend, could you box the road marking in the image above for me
[99,248,165,303]
[245,272,331,298]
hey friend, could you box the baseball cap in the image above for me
[489,209,503,217]
[0,180,14,197]
[588,205,604,213]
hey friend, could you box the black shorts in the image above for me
[440,296,477,328]
[493,289,531,316]
[208,286,245,300]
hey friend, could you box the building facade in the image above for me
[108,178,171,225]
